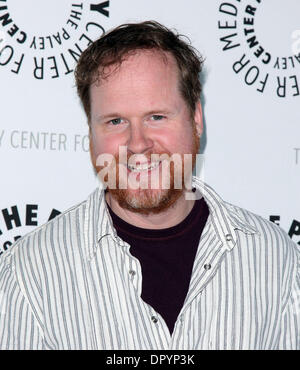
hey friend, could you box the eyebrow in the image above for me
[96,113,123,121]
[96,110,173,121]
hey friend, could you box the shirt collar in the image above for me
[84,178,258,259]
[83,185,120,260]
[191,177,258,250]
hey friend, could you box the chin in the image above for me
[108,187,183,215]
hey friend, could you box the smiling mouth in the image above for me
[127,161,161,173]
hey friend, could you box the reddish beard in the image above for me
[93,127,200,215]
[109,151,182,215]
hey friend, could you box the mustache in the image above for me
[114,150,173,165]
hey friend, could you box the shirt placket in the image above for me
[119,240,171,349]
[169,233,228,349]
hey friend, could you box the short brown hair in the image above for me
[75,21,204,123]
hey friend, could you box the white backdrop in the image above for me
[0,0,299,255]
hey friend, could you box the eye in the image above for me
[150,115,165,121]
[109,118,123,125]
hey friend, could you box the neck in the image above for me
[105,192,195,229]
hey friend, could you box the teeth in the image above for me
[127,161,160,172]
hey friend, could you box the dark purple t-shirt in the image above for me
[107,198,209,334]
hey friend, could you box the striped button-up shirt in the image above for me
[0,178,299,350]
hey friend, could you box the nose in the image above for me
[126,121,154,154]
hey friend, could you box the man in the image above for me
[0,21,299,350]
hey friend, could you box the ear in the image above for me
[89,126,96,168]
[194,101,203,137]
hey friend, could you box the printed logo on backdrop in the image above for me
[218,0,300,98]
[270,216,300,246]
[0,129,89,151]
[0,0,110,79]
[0,205,61,256]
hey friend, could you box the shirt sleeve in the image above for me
[0,253,44,350]
[278,248,300,350]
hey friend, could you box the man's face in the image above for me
[89,50,203,214]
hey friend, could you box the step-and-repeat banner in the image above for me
[0,0,299,255]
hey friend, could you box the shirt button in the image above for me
[204,263,211,271]
[151,316,158,323]
[225,233,233,242]
[129,270,136,276]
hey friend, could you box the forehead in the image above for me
[89,50,184,118]
[95,49,180,91]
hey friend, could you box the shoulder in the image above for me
[0,197,88,272]
[0,192,99,328]
[228,201,298,247]
[225,202,299,302]
[0,196,90,319]
[226,201,299,273]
